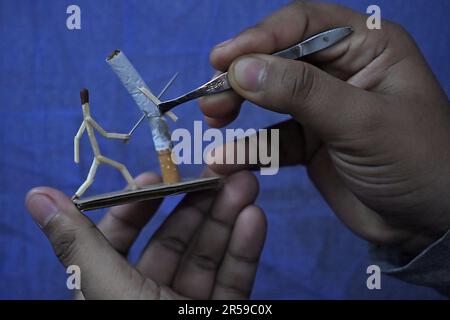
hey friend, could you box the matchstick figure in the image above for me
[73,88,138,199]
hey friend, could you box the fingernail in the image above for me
[214,38,233,49]
[26,193,58,228]
[211,70,223,80]
[233,57,267,92]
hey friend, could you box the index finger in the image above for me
[202,2,367,127]
[210,2,363,71]
[97,172,163,256]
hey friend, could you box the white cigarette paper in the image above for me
[107,51,172,151]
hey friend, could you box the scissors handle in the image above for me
[158,27,353,114]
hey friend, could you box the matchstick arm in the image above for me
[86,117,130,141]
[74,121,86,163]
[138,86,178,122]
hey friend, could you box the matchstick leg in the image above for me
[74,158,99,198]
[97,155,138,190]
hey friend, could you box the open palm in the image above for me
[26,170,266,299]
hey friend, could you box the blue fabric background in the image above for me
[0,0,449,299]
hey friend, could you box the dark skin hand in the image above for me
[26,170,266,299]
[200,1,450,256]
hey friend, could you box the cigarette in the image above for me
[157,149,180,184]
[107,50,180,184]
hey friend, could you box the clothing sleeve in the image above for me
[369,230,450,296]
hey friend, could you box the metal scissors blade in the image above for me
[158,26,353,114]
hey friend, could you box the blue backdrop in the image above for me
[0,0,449,299]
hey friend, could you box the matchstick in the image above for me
[106,50,180,184]
[73,88,138,198]
[80,87,89,105]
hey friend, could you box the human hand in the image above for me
[25,171,266,299]
[200,2,450,256]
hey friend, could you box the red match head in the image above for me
[80,88,89,104]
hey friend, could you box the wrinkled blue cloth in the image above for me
[0,0,449,299]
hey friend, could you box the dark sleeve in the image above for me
[369,230,450,296]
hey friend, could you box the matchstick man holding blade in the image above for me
[73,88,138,199]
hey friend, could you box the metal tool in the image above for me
[127,72,179,137]
[158,26,353,114]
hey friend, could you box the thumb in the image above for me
[228,54,379,142]
[25,187,157,299]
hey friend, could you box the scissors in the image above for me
[157,26,353,114]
